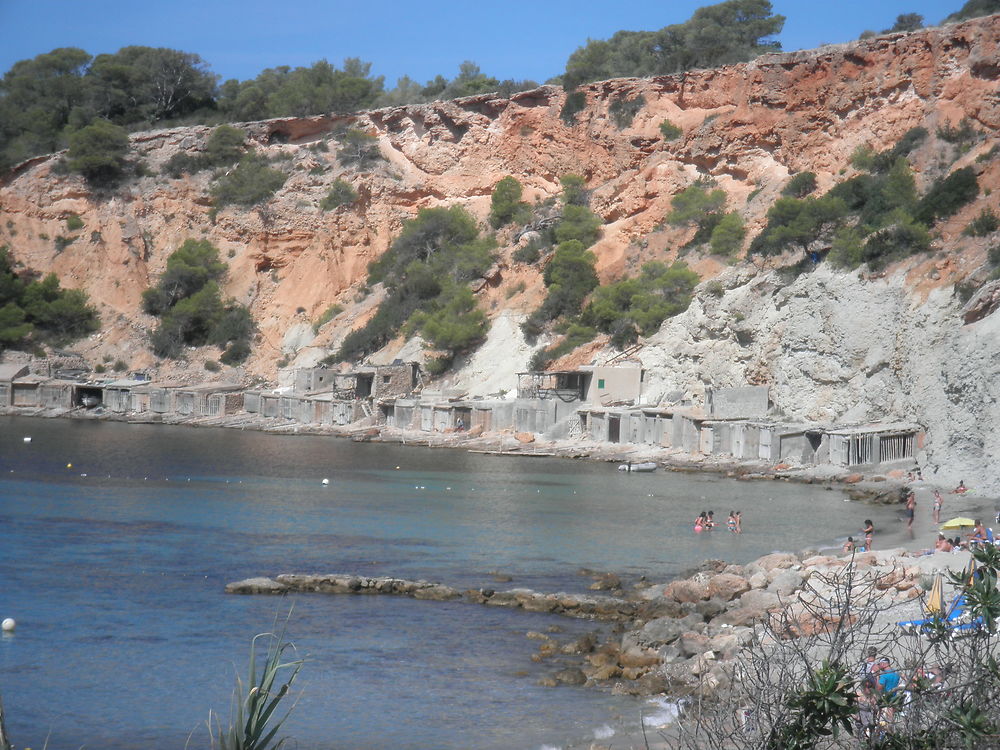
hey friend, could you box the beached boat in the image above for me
[617,462,657,472]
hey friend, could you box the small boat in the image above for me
[80,396,99,408]
[617,461,657,472]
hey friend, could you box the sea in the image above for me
[0,415,913,749]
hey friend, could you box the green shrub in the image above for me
[409,283,488,353]
[963,208,999,237]
[162,152,201,178]
[560,90,586,125]
[709,212,745,256]
[0,249,99,351]
[609,94,645,129]
[220,338,251,364]
[144,239,254,359]
[424,354,453,376]
[113,359,127,372]
[67,118,130,186]
[668,181,728,245]
[336,205,495,362]
[65,214,84,231]
[782,171,817,198]
[94,363,106,373]
[537,240,599,321]
[321,179,358,211]
[581,260,699,342]
[659,120,683,140]
[749,195,848,256]
[489,176,531,228]
[913,167,978,226]
[850,145,876,171]
[937,117,980,148]
[337,129,382,168]
[989,243,1000,268]
[211,155,287,207]
[203,359,221,372]
[559,174,589,207]
[143,239,226,315]
[512,244,541,264]
[862,211,932,270]
[54,235,76,253]
[826,226,866,269]
[202,125,246,167]
[554,204,602,246]
[312,304,344,333]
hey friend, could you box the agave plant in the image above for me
[211,621,304,750]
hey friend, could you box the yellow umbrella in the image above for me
[941,517,977,530]
[925,573,944,616]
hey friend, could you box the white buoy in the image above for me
[23,436,31,443]
[321,478,330,485]
[1,618,15,632]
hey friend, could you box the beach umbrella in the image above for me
[941,517,977,530]
[925,573,945,616]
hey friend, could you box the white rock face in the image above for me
[446,312,544,398]
[639,265,1000,494]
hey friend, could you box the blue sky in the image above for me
[0,1,962,85]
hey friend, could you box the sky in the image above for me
[0,0,964,86]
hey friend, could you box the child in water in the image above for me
[863,519,874,551]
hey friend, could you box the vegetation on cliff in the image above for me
[142,239,254,363]
[751,127,981,271]
[7,0,983,173]
[560,0,785,90]
[0,247,99,352]
[519,176,700,367]
[333,206,494,366]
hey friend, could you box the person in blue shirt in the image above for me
[875,657,902,722]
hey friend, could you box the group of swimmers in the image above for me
[694,510,742,533]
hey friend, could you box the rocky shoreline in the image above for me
[227,545,970,701]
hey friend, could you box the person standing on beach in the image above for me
[863,519,874,551]
[905,489,916,530]
[932,489,944,524]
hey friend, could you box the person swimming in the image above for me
[694,510,708,531]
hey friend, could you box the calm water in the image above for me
[0,416,907,749]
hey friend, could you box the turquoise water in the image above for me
[0,416,905,748]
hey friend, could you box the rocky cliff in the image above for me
[1,17,998,487]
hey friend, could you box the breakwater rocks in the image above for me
[227,547,966,698]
